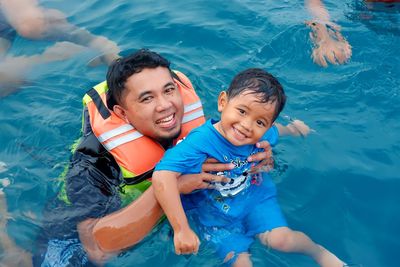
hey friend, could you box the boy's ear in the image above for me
[113,105,129,123]
[217,91,228,112]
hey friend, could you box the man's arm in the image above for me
[78,186,164,264]
[78,164,231,262]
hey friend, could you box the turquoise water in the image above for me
[0,0,399,266]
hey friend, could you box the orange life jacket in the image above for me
[82,70,205,183]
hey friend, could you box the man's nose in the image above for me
[155,96,173,112]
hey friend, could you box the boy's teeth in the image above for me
[234,128,245,138]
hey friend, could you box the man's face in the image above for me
[114,67,184,142]
[216,90,276,146]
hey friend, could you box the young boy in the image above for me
[152,68,344,267]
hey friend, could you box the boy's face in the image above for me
[215,90,276,146]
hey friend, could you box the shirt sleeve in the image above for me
[261,125,279,147]
[155,130,207,174]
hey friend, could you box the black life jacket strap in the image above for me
[123,167,154,185]
[86,88,111,120]
[172,71,190,89]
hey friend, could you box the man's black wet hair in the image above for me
[227,68,286,122]
[106,48,171,109]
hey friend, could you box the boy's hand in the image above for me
[248,141,273,173]
[174,227,200,255]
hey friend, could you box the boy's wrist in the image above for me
[170,217,191,232]
[173,223,191,234]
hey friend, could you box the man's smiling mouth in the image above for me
[156,114,176,127]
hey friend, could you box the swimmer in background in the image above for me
[0,0,120,97]
[305,0,352,67]
[305,0,400,67]
[0,175,32,267]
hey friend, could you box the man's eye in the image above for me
[141,96,153,102]
[165,87,176,94]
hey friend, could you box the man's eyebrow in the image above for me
[137,82,175,99]
[164,81,175,88]
[137,90,152,99]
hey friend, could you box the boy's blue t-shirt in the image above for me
[155,119,279,226]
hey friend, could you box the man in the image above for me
[34,49,273,266]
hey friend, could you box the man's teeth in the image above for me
[157,114,174,123]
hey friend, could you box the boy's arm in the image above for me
[152,170,200,255]
[275,119,311,137]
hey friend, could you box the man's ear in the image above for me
[217,91,228,112]
[113,105,128,122]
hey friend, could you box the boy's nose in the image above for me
[240,119,252,132]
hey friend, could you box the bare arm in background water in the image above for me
[305,0,352,67]
[0,0,120,97]
[0,179,32,267]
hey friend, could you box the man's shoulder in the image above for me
[68,132,120,181]
[75,132,107,157]
[183,120,215,143]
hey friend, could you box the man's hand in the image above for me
[306,21,352,67]
[173,226,200,255]
[177,158,232,194]
[247,141,274,173]
[201,158,234,173]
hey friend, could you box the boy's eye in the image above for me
[256,120,266,127]
[237,108,245,114]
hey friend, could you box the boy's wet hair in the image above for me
[106,48,171,109]
[227,68,286,122]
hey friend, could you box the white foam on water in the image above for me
[0,161,7,173]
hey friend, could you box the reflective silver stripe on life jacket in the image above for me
[184,101,202,113]
[182,109,204,124]
[98,124,134,143]
[103,130,144,151]
[100,102,204,151]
